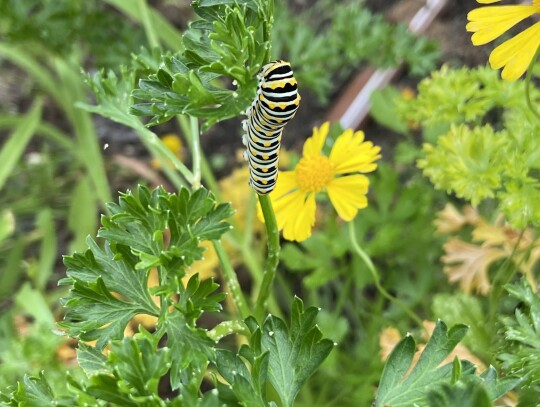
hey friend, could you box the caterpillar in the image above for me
[242,60,301,195]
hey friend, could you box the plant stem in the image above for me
[207,320,250,342]
[254,194,280,320]
[488,228,526,324]
[348,222,424,328]
[189,116,201,188]
[212,239,251,319]
[176,116,220,196]
[137,0,159,49]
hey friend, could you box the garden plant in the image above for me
[1,0,540,406]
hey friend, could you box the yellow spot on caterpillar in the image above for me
[263,168,269,172]
[262,180,268,185]
[269,103,276,109]
[263,155,269,160]
[264,141,270,147]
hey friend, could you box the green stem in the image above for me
[261,0,273,63]
[254,194,280,320]
[189,116,201,188]
[212,240,251,319]
[137,0,159,49]
[348,222,423,328]
[525,45,540,121]
[176,116,220,196]
[207,320,250,342]
[488,228,526,324]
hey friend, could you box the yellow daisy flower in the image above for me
[467,0,540,80]
[264,122,381,242]
[151,133,184,169]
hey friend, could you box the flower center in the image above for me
[296,155,334,193]
[535,0,540,11]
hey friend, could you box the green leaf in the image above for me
[479,365,521,401]
[426,381,491,407]
[0,209,15,246]
[2,372,76,407]
[14,283,55,327]
[32,208,57,290]
[165,311,216,390]
[374,320,470,407]
[0,99,42,191]
[79,332,170,405]
[500,280,540,386]
[68,175,98,253]
[130,0,268,129]
[178,274,227,323]
[214,349,269,407]
[248,297,334,407]
[61,276,154,350]
[370,87,409,135]
[376,334,416,401]
[77,343,109,377]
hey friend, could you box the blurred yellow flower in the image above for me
[263,122,381,242]
[151,134,184,169]
[467,0,540,80]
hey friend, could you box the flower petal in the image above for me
[257,171,297,223]
[271,171,297,197]
[302,121,329,158]
[330,129,381,174]
[326,175,369,221]
[271,190,315,242]
[467,5,536,45]
[489,21,540,80]
[285,193,316,242]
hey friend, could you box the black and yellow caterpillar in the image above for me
[242,60,301,194]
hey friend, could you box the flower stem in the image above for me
[212,239,250,319]
[348,222,424,328]
[488,228,526,324]
[254,194,280,320]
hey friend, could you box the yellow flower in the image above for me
[151,134,184,169]
[264,122,381,242]
[467,0,540,80]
